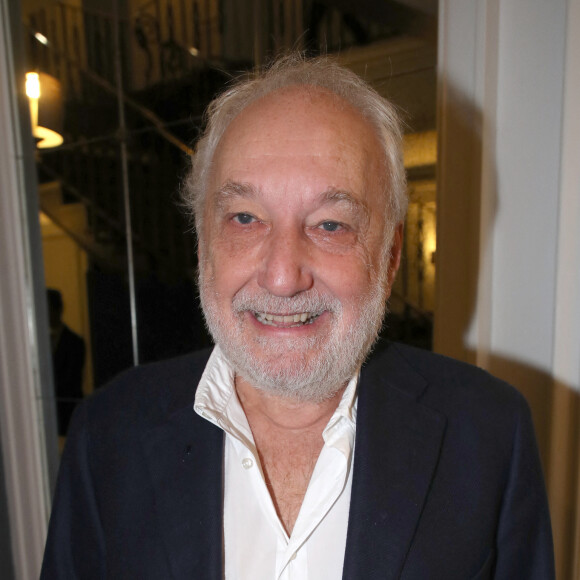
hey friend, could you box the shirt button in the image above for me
[290,552,297,561]
[241,458,253,469]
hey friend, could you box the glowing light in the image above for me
[34,126,64,149]
[25,72,40,99]
[25,72,64,148]
[34,32,49,45]
[189,47,200,57]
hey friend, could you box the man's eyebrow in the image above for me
[213,181,258,209]
[320,188,370,220]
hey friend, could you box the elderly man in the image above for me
[41,55,554,579]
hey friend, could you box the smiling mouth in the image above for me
[253,311,322,327]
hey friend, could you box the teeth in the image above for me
[254,311,320,326]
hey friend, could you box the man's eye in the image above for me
[232,213,255,225]
[319,221,342,232]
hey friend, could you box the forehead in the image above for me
[208,86,386,203]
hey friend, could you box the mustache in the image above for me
[231,287,342,316]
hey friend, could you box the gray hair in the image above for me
[182,52,407,250]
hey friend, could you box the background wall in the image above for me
[435,0,580,576]
[41,190,93,396]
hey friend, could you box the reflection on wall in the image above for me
[384,128,437,351]
[403,186,436,311]
[40,181,93,398]
[387,178,436,351]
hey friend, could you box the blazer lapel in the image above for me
[142,399,224,580]
[343,344,447,580]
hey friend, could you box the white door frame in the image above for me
[0,0,59,577]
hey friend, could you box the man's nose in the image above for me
[257,226,314,297]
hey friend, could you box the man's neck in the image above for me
[234,375,347,535]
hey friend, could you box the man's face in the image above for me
[199,86,402,401]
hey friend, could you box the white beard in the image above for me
[198,269,387,403]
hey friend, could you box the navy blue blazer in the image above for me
[41,342,554,579]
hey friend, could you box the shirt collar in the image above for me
[194,345,358,455]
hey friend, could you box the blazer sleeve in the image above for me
[40,403,107,579]
[494,400,555,579]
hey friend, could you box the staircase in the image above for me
[25,1,226,279]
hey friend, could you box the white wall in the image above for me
[486,1,563,371]
[435,0,580,576]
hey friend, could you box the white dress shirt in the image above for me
[194,346,358,580]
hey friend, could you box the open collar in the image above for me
[140,343,446,580]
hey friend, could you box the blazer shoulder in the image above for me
[75,347,213,432]
[366,341,530,417]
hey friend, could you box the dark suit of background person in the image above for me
[40,341,554,579]
[47,288,85,436]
